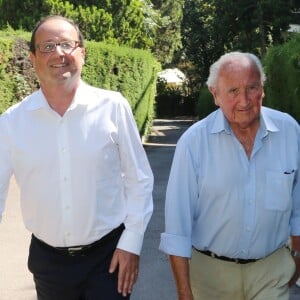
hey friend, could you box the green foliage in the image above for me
[151,0,184,65]
[0,0,49,30]
[83,41,160,132]
[0,25,31,40]
[182,0,293,87]
[182,0,221,86]
[0,0,182,66]
[263,33,300,121]
[0,38,16,113]
[196,87,216,119]
[75,5,115,43]
[0,0,156,49]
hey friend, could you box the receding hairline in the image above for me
[206,52,266,88]
[30,15,84,53]
[219,56,259,75]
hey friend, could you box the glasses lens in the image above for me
[40,42,56,53]
[60,41,76,52]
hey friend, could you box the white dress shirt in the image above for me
[160,107,300,259]
[0,81,153,255]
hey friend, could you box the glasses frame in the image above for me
[35,40,81,53]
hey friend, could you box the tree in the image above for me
[0,0,49,30]
[0,0,157,50]
[181,0,222,88]
[181,0,293,86]
[151,0,184,65]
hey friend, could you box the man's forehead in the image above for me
[35,20,77,41]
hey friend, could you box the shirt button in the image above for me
[246,226,251,231]
[66,232,71,237]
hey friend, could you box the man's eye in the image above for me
[61,42,73,49]
[229,88,239,96]
[44,43,55,51]
[249,85,258,91]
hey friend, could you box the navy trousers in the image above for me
[28,225,130,300]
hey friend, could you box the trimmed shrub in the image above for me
[263,34,300,121]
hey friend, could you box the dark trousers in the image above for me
[28,225,130,300]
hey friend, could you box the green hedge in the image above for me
[0,37,15,113]
[83,41,159,134]
[0,31,160,135]
[263,34,300,122]
[196,87,216,120]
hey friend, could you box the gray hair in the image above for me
[206,52,266,88]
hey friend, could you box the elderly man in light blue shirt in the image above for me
[160,52,300,300]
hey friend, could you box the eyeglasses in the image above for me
[36,40,81,53]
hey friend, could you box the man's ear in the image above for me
[81,47,86,64]
[209,87,219,106]
[29,52,35,67]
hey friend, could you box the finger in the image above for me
[119,267,139,296]
[109,252,118,274]
[127,270,138,294]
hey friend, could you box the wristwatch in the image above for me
[291,249,300,258]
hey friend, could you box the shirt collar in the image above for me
[211,109,231,134]
[25,80,89,111]
[210,107,280,136]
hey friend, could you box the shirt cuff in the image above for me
[117,228,144,255]
[290,217,300,236]
[159,233,192,258]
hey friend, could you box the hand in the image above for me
[178,291,194,300]
[289,256,300,287]
[109,248,139,297]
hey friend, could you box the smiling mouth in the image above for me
[52,63,67,68]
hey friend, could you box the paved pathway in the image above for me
[0,119,299,299]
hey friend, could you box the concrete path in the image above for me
[0,176,36,300]
[0,118,300,299]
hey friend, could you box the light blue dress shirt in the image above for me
[160,107,300,259]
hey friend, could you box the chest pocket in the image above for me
[265,171,294,211]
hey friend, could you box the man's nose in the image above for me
[53,44,66,55]
[239,89,251,106]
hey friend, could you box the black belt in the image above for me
[194,248,259,264]
[32,223,125,256]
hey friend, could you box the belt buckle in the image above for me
[67,246,84,256]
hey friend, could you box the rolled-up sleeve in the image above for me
[159,136,198,258]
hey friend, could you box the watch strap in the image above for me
[291,250,300,258]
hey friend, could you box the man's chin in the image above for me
[62,71,72,78]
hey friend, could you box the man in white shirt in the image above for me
[160,52,300,299]
[0,15,153,300]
